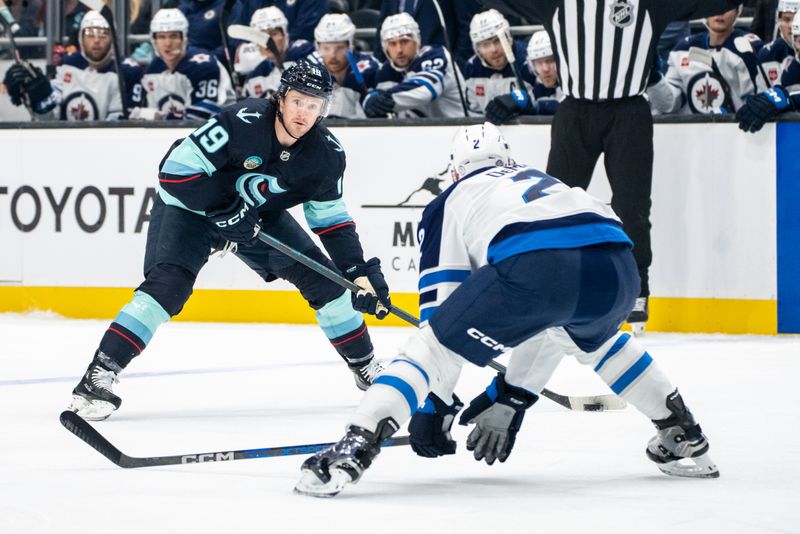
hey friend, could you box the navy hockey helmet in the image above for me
[277,60,333,109]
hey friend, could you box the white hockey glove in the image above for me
[345,258,391,319]
[129,107,162,120]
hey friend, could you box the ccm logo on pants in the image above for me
[466,328,510,352]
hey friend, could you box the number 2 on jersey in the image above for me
[511,169,559,203]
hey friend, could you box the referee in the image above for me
[483,0,743,331]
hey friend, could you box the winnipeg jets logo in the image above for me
[236,107,262,124]
[688,72,727,114]
[189,54,211,64]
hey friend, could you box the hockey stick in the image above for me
[218,0,242,97]
[60,410,410,468]
[227,24,284,71]
[733,35,771,89]
[0,14,35,116]
[497,29,531,108]
[687,47,735,113]
[255,230,626,412]
[430,0,469,117]
[80,0,128,118]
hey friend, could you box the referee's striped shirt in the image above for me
[483,0,744,101]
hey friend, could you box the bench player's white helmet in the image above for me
[470,9,511,65]
[150,8,189,56]
[527,31,553,61]
[450,122,512,182]
[380,13,421,70]
[250,6,288,35]
[79,10,113,68]
[778,0,800,14]
[315,13,356,48]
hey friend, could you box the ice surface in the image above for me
[1,314,798,534]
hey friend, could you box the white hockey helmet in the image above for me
[250,6,288,35]
[449,123,512,182]
[469,9,510,46]
[527,31,553,61]
[380,13,421,70]
[150,8,189,57]
[778,0,800,14]
[79,11,113,67]
[315,13,356,48]
[793,11,800,57]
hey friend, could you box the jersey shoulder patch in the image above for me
[286,39,315,61]
[61,52,89,69]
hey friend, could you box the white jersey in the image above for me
[417,163,631,324]
[375,45,465,118]
[462,40,532,114]
[661,30,767,114]
[241,40,315,99]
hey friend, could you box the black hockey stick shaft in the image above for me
[255,231,622,411]
[60,410,409,468]
[430,0,469,117]
[0,15,35,115]
[219,0,242,96]
[80,0,128,118]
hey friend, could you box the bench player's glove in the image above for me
[485,88,531,125]
[3,62,52,108]
[345,257,391,319]
[409,393,464,458]
[459,374,539,465]
[363,90,395,118]
[208,197,261,244]
[737,87,791,133]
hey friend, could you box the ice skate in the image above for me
[350,357,384,391]
[295,418,397,497]
[627,297,648,336]
[646,389,719,478]
[68,351,122,421]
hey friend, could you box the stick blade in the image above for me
[227,24,269,48]
[60,410,126,467]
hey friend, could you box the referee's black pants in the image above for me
[546,95,653,297]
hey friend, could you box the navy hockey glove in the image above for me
[409,393,464,458]
[208,197,261,244]
[485,89,531,125]
[345,257,391,319]
[3,63,52,108]
[737,87,791,133]
[458,375,539,465]
[363,90,395,118]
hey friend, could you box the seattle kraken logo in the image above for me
[609,0,635,28]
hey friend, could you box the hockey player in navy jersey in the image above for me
[364,13,465,119]
[295,123,719,498]
[68,61,391,421]
[660,6,767,114]
[239,7,315,99]
[312,13,380,119]
[738,10,800,132]
[2,10,143,120]
[757,0,799,85]
[178,0,232,65]
[485,30,563,124]
[129,8,235,121]
[462,9,531,116]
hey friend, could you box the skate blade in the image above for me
[294,469,352,498]
[630,322,646,337]
[68,395,115,422]
[657,453,719,479]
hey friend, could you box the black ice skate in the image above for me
[646,389,719,478]
[350,357,384,391]
[68,351,123,421]
[627,296,648,336]
[294,419,398,497]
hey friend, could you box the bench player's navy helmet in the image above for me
[277,60,334,119]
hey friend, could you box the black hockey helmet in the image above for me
[277,59,334,116]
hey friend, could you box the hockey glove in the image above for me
[345,257,391,319]
[208,197,261,244]
[409,393,464,458]
[485,89,531,125]
[459,375,539,465]
[736,87,791,133]
[3,63,52,108]
[363,90,395,118]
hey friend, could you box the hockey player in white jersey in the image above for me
[738,11,800,132]
[462,9,532,115]
[757,0,800,86]
[660,6,767,114]
[313,13,380,118]
[485,30,563,124]
[364,13,465,119]
[237,6,314,99]
[130,8,234,120]
[2,10,143,120]
[295,123,719,497]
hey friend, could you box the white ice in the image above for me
[1,314,798,534]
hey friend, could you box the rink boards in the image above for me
[0,120,798,334]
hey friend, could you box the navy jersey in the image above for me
[179,0,230,64]
[531,81,562,115]
[142,46,235,120]
[305,50,380,118]
[758,37,795,87]
[230,0,326,42]
[463,40,531,114]
[779,58,800,110]
[242,40,315,99]
[375,44,465,118]
[158,98,365,271]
